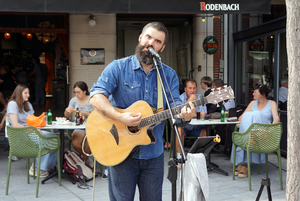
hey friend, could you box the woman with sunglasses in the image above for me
[231,84,280,178]
[64,81,94,166]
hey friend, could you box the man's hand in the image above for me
[119,112,142,127]
[65,106,74,114]
[180,102,195,122]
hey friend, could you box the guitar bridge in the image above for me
[110,124,119,145]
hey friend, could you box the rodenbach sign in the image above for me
[0,0,271,14]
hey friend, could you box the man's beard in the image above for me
[135,43,155,65]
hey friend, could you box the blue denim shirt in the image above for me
[180,92,207,131]
[90,55,182,160]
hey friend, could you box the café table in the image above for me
[188,118,240,176]
[38,121,85,184]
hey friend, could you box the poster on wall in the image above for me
[80,48,105,65]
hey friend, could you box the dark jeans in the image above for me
[108,153,164,201]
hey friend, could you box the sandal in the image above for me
[238,166,248,178]
[235,165,243,176]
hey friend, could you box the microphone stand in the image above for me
[152,56,186,201]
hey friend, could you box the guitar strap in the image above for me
[157,72,163,112]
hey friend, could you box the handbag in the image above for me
[205,112,221,119]
[26,113,46,128]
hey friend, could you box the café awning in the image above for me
[0,0,271,14]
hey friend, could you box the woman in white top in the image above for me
[64,81,93,162]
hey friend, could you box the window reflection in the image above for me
[237,36,274,105]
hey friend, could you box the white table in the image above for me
[38,121,85,184]
[189,118,240,126]
[188,118,240,176]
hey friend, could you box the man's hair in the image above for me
[184,79,197,88]
[201,76,212,87]
[212,79,224,88]
[141,22,169,44]
[280,78,288,86]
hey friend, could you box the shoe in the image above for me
[164,142,170,149]
[101,173,108,180]
[29,165,49,178]
[8,155,19,161]
[238,166,248,178]
[235,165,243,176]
[101,169,108,180]
[29,165,37,176]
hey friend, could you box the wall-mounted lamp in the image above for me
[202,17,206,22]
[27,33,33,42]
[88,15,96,27]
[4,33,11,40]
[21,32,27,38]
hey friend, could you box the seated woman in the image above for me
[6,84,57,178]
[64,81,94,165]
[231,84,280,178]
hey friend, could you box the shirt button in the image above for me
[146,90,148,92]
[131,86,133,89]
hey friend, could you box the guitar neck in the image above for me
[138,97,207,129]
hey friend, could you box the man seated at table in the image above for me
[176,79,207,167]
[278,78,288,111]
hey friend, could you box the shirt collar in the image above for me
[132,55,155,72]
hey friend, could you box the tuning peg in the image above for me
[217,87,221,91]
[216,103,220,107]
[210,88,215,94]
[224,85,228,88]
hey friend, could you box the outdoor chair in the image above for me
[6,126,61,198]
[232,122,283,191]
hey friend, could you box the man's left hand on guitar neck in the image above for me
[176,101,195,122]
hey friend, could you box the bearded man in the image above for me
[89,22,195,201]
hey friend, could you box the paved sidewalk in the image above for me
[0,136,286,201]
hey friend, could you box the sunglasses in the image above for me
[255,83,262,88]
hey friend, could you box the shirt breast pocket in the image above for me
[123,81,141,105]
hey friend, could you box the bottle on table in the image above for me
[221,107,225,122]
[75,108,80,126]
[47,109,52,125]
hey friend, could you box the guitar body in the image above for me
[86,100,156,166]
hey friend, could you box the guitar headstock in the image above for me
[206,86,235,105]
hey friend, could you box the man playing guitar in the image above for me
[89,22,195,201]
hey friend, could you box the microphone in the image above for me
[148,47,161,60]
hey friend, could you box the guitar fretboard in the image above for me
[138,97,207,129]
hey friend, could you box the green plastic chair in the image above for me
[6,126,61,198]
[67,129,74,150]
[232,122,283,191]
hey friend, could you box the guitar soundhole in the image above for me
[127,126,140,135]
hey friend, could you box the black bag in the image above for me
[205,112,221,119]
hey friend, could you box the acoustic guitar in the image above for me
[86,86,235,166]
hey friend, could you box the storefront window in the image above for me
[236,35,274,105]
[278,32,288,111]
